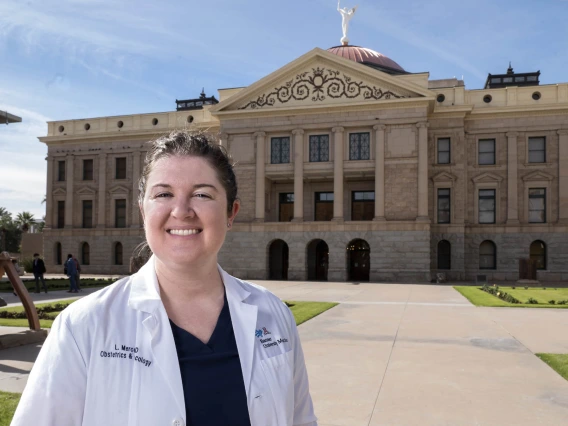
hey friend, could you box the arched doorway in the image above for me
[347,239,370,281]
[269,240,289,280]
[307,239,329,281]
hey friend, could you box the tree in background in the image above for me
[0,208,22,253]
[15,212,36,233]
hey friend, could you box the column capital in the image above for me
[253,131,266,138]
[373,124,386,131]
[292,129,304,136]
[332,127,344,133]
[506,132,519,138]
[416,122,429,129]
[557,129,568,136]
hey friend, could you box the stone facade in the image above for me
[38,47,568,283]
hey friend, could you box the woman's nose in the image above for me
[172,198,196,219]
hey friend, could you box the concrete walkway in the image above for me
[1,280,567,425]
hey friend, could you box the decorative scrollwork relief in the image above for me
[239,67,405,109]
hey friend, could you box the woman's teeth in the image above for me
[169,229,200,236]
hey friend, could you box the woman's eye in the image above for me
[195,193,211,199]
[155,193,172,198]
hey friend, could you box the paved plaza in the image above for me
[1,280,568,425]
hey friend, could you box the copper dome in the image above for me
[327,45,406,74]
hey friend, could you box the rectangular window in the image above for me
[315,192,334,221]
[57,161,66,181]
[528,188,546,223]
[309,135,329,162]
[116,157,127,179]
[270,137,290,164]
[478,189,496,224]
[83,159,93,180]
[82,200,93,228]
[478,139,496,165]
[437,189,451,224]
[437,138,451,164]
[352,191,375,221]
[57,201,65,229]
[115,199,127,228]
[279,193,294,222]
[349,133,370,160]
[528,137,546,163]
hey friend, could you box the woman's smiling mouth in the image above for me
[167,228,202,236]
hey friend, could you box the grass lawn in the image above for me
[536,353,568,381]
[0,299,77,328]
[454,286,568,308]
[287,301,338,325]
[0,391,21,426]
[0,279,116,293]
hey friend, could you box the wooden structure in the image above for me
[519,258,538,281]
[0,252,41,330]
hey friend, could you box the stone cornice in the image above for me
[332,127,344,133]
[292,129,305,136]
[373,124,386,131]
[506,132,519,138]
[253,132,266,138]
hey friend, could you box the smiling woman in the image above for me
[12,130,318,426]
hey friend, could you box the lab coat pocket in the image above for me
[260,350,294,426]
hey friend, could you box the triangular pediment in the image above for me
[52,187,66,196]
[211,48,434,114]
[522,170,554,182]
[432,171,458,183]
[77,187,96,195]
[109,185,129,194]
[472,172,503,183]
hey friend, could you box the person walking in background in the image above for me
[65,254,78,293]
[72,255,82,291]
[32,253,48,293]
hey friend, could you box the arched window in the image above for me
[114,242,123,266]
[55,242,62,265]
[479,240,496,270]
[530,240,546,270]
[437,240,451,270]
[81,242,90,266]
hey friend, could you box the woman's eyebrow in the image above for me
[150,183,218,191]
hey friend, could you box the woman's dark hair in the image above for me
[138,130,238,215]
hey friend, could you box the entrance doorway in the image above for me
[307,239,329,281]
[347,239,370,281]
[269,239,289,280]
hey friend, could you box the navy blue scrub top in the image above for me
[169,293,251,426]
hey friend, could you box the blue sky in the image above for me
[1,0,567,220]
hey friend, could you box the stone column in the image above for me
[45,156,54,229]
[416,122,429,221]
[373,124,386,220]
[219,133,229,148]
[97,153,107,228]
[558,130,568,223]
[332,127,344,221]
[65,154,74,228]
[506,132,520,224]
[254,132,266,222]
[131,151,141,228]
[292,129,304,222]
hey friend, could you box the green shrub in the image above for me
[549,300,556,305]
[20,258,34,273]
[558,300,568,305]
[524,286,529,290]
[527,297,539,304]
[543,287,547,290]
[511,286,516,289]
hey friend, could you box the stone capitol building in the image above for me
[39,41,568,283]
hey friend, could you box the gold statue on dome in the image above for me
[337,0,358,45]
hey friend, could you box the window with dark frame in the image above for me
[437,240,451,270]
[352,191,375,221]
[115,199,127,228]
[82,242,90,266]
[528,137,546,163]
[279,193,294,222]
[528,188,546,223]
[83,159,93,180]
[479,240,496,270]
[82,200,93,228]
[437,138,451,164]
[309,135,329,162]
[315,192,334,221]
[55,242,62,265]
[270,137,290,164]
[57,161,66,181]
[114,242,123,265]
[349,133,370,160]
[115,157,127,179]
[437,188,451,224]
[530,240,546,270]
[57,201,65,229]
[478,139,496,165]
[479,189,496,224]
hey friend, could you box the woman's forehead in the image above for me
[148,155,219,184]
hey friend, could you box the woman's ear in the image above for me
[139,203,145,224]
[230,200,241,222]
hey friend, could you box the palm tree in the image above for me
[15,212,36,232]
[0,207,9,218]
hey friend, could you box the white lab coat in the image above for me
[12,256,317,426]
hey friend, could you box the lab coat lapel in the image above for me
[221,267,258,397]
